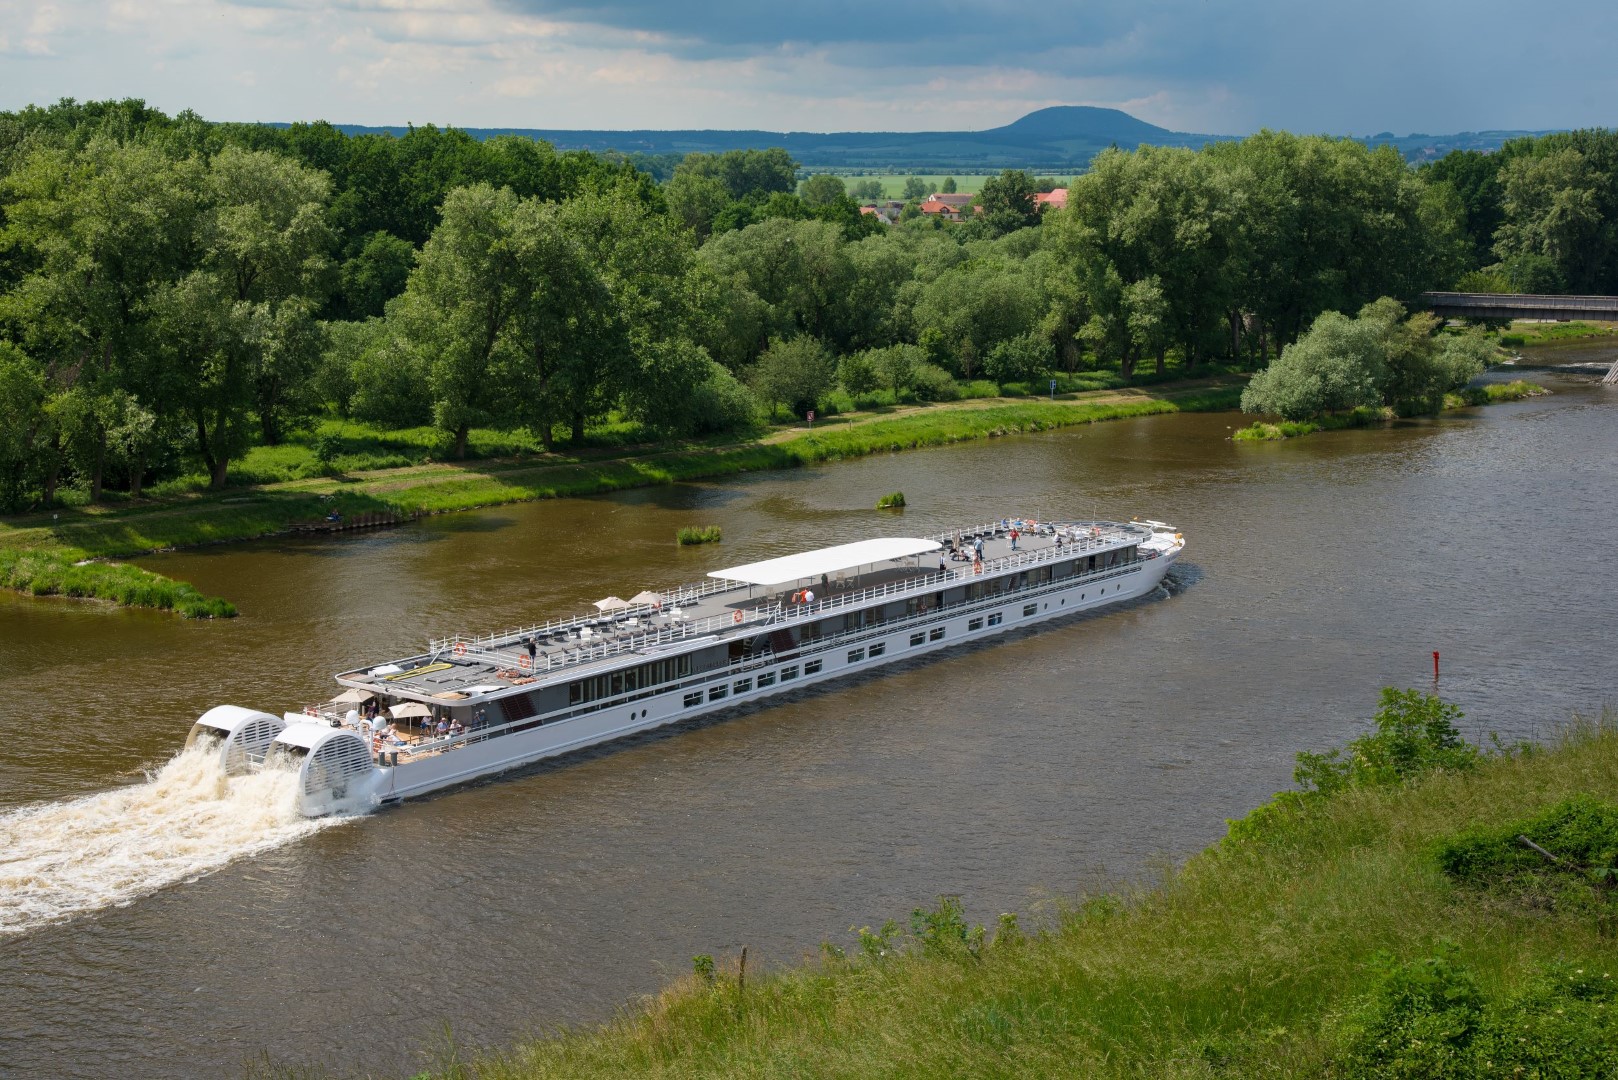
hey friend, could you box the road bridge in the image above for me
[1418,291,1618,322]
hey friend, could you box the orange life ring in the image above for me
[453,642,467,657]
[733,609,744,624]
[518,655,532,670]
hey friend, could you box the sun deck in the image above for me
[329,519,1157,710]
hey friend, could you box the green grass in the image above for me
[345,702,1618,1079]
[1496,320,1618,347]
[875,492,906,509]
[0,546,235,618]
[676,525,722,546]
[832,174,1000,200]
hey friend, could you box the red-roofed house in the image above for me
[917,198,963,221]
[1034,188,1068,212]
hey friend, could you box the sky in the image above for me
[2,0,1616,136]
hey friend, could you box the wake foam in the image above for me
[0,741,342,936]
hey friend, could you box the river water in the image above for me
[2,361,1615,1078]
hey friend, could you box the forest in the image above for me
[1,98,1613,512]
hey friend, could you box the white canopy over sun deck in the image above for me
[708,537,941,587]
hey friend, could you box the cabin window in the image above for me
[734,678,752,694]
[868,642,886,657]
[683,691,702,708]
[847,647,865,664]
[781,665,800,682]
[988,612,1003,626]
[804,659,822,675]
[571,655,692,706]
[910,632,925,647]
[709,685,728,702]
[968,617,983,631]
[756,671,776,688]
[1031,566,1051,585]
[1023,603,1038,617]
[929,627,945,642]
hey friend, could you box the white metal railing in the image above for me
[357,555,1154,763]
[422,519,1153,681]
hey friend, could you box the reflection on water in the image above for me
[1,364,1615,1078]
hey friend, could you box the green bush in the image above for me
[910,362,959,402]
[1435,794,1618,917]
[676,525,722,546]
[1337,951,1618,1078]
[875,491,905,509]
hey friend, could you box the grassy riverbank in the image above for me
[368,697,1618,1080]
[0,547,236,618]
[0,382,1241,613]
[1233,379,1545,442]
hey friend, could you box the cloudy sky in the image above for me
[2,0,1614,135]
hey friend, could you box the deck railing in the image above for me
[421,520,1155,680]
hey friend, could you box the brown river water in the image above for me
[1,359,1615,1078]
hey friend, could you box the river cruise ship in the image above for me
[189,518,1184,816]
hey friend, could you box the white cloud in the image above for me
[0,0,1614,135]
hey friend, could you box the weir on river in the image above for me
[2,360,1616,1079]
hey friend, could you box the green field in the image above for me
[820,174,997,199]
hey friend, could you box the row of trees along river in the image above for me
[2,99,1615,513]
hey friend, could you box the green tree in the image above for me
[748,335,836,418]
[2,137,201,499]
[0,342,49,510]
[700,218,859,350]
[837,350,880,400]
[1239,308,1385,420]
[869,343,923,400]
[901,176,930,201]
[800,174,847,208]
[974,169,1040,235]
[664,171,729,243]
[334,231,415,320]
[1493,147,1613,294]
[850,179,884,202]
[674,148,798,200]
[940,176,957,194]
[985,330,1054,384]
[392,183,525,458]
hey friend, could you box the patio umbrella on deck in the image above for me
[593,596,630,611]
[628,590,664,607]
[331,688,375,704]
[389,702,433,719]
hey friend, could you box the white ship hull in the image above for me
[189,518,1184,816]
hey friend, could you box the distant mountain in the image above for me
[308,108,1561,171]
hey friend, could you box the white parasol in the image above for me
[389,702,433,719]
[593,596,631,611]
[331,688,375,704]
[628,590,664,606]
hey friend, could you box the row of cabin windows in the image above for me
[570,654,691,706]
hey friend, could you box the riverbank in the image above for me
[0,381,1241,614]
[383,700,1618,1079]
[1233,378,1546,442]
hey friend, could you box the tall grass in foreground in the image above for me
[362,696,1618,1079]
[0,547,236,617]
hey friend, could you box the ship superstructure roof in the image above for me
[708,536,940,586]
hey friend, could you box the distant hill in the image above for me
[306,107,1562,171]
[318,106,1231,172]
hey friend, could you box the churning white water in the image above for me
[0,740,342,935]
